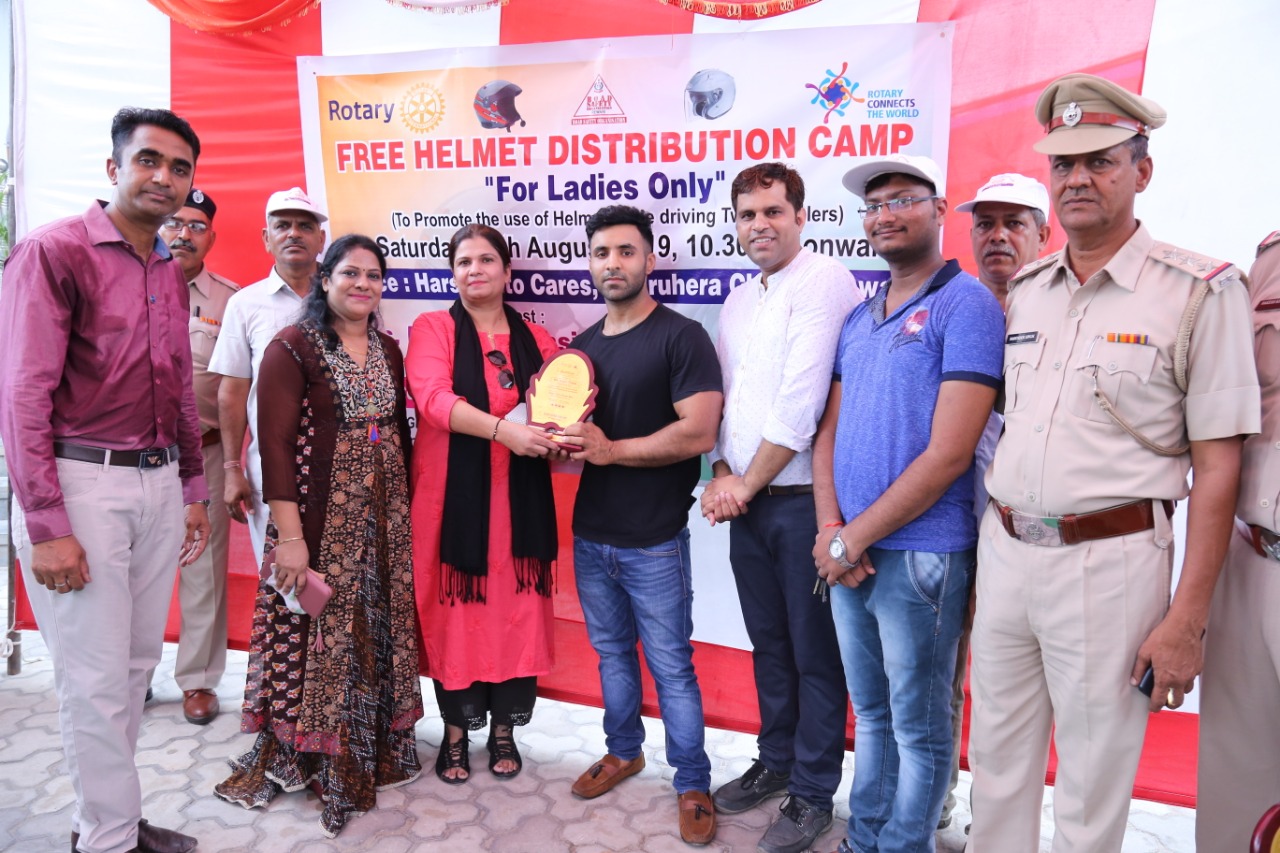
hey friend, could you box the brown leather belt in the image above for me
[1248,524,1280,562]
[995,498,1173,547]
[53,441,179,470]
[201,429,221,448]
[762,483,813,497]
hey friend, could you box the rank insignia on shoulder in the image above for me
[1006,331,1040,345]
[1153,242,1241,289]
[1258,231,1280,257]
[1258,298,1280,312]
[1105,332,1149,344]
[1012,253,1059,283]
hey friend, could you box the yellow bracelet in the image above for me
[277,537,304,544]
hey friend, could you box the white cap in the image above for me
[265,187,328,224]
[841,154,945,200]
[954,173,1050,219]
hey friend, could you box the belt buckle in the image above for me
[1261,531,1280,563]
[137,448,168,470]
[1010,512,1064,547]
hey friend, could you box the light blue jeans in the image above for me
[831,547,975,852]
[573,529,712,792]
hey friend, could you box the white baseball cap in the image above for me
[265,187,328,224]
[954,173,1050,219]
[841,154,945,200]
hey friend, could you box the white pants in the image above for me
[1196,531,1280,853]
[967,502,1173,852]
[14,457,185,853]
[174,442,230,691]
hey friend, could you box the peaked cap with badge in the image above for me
[1033,72,1167,155]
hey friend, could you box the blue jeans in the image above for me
[831,547,974,853]
[574,529,711,793]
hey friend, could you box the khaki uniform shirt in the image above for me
[188,268,239,434]
[986,223,1260,516]
[1240,233,1280,531]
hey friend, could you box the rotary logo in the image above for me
[805,61,865,125]
[400,83,446,134]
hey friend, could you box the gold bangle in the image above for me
[277,536,304,545]
[491,418,502,441]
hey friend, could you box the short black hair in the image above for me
[448,223,512,270]
[111,107,201,165]
[301,233,386,349]
[731,162,805,213]
[585,205,655,252]
[864,171,936,198]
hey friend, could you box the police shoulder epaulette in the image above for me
[1010,251,1060,284]
[208,271,241,292]
[1257,230,1280,258]
[1150,242,1242,292]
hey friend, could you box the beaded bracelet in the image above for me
[491,418,502,441]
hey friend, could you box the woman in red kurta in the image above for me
[406,224,562,784]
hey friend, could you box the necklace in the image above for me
[354,335,382,444]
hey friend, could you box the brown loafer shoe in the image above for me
[571,753,646,799]
[138,819,197,853]
[678,790,716,846]
[182,689,219,726]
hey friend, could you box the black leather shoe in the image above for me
[758,794,833,853]
[713,758,790,814]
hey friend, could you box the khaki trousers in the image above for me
[1196,531,1280,853]
[174,442,230,691]
[14,458,185,853]
[967,503,1172,852]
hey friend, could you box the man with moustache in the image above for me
[209,187,326,562]
[702,162,856,853]
[813,154,1004,852]
[1195,231,1280,853]
[561,205,723,846]
[0,107,208,853]
[936,173,1052,831]
[154,188,239,725]
[967,74,1260,851]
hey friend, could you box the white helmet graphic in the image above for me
[685,69,736,121]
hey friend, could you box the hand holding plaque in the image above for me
[527,349,598,452]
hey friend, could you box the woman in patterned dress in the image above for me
[215,234,423,837]
[407,224,562,783]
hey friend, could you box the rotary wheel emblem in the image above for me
[401,83,446,134]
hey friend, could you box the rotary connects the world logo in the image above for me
[400,83,446,134]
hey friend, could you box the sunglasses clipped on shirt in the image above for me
[485,350,516,390]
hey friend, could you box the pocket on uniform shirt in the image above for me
[1066,339,1159,425]
[1255,316,1279,387]
[189,316,219,373]
[1002,336,1045,414]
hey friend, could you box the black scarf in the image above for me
[440,299,556,604]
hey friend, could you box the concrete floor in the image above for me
[0,630,1196,852]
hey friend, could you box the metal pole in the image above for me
[5,0,21,676]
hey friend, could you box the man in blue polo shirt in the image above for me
[812,154,1004,852]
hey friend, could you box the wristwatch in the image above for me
[828,526,856,570]
[187,499,211,508]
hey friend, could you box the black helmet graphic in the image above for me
[685,69,736,120]
[474,80,526,131]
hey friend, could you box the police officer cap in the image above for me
[183,188,216,221]
[1033,72,1166,156]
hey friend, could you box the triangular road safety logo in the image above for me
[572,74,627,126]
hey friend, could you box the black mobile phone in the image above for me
[1137,666,1155,697]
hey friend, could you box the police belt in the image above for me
[1248,524,1280,562]
[994,498,1173,547]
[53,441,179,470]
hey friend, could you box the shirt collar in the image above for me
[1047,222,1152,293]
[869,258,962,322]
[757,247,811,293]
[83,200,171,259]
[188,266,211,298]
[264,265,305,298]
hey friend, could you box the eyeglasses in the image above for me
[857,195,938,220]
[485,350,516,390]
[160,218,209,234]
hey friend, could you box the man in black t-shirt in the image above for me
[561,205,724,847]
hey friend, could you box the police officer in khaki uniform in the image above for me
[1196,231,1280,853]
[158,188,239,724]
[966,73,1260,851]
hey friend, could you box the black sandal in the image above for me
[487,729,522,779]
[434,732,470,785]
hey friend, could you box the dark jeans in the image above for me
[433,676,537,731]
[728,493,848,808]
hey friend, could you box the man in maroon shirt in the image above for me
[0,108,210,853]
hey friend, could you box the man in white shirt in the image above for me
[208,187,327,562]
[701,162,859,853]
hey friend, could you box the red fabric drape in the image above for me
[384,0,507,10]
[147,0,319,34]
[656,0,823,18]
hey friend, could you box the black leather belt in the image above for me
[53,441,179,470]
[762,483,813,497]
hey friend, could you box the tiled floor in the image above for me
[0,630,1196,852]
